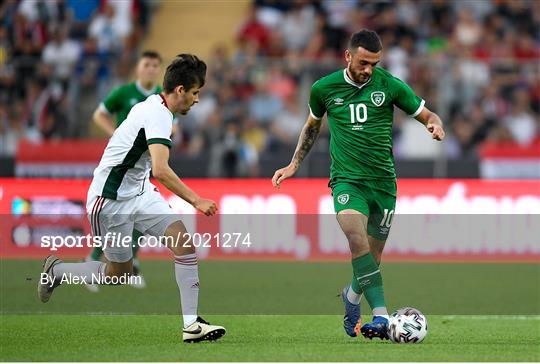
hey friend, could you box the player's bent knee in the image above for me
[163,220,194,256]
[368,236,386,264]
[349,240,370,257]
[370,250,382,264]
[105,261,133,280]
[338,209,364,215]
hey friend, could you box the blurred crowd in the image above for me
[1,0,539,176]
[0,0,154,153]
[186,0,539,176]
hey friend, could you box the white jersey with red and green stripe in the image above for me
[89,94,173,200]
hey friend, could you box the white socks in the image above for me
[346,286,362,305]
[52,261,106,284]
[373,307,389,317]
[174,253,199,328]
[347,287,389,317]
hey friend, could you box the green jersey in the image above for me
[309,67,424,184]
[100,81,162,127]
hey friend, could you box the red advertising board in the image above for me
[0,178,538,261]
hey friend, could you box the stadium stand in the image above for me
[1,0,538,178]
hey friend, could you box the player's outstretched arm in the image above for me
[272,115,322,188]
[92,107,116,137]
[415,106,445,141]
[148,144,217,216]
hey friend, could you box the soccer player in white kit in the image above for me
[38,54,226,343]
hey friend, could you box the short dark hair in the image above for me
[140,50,162,62]
[163,54,207,93]
[348,29,382,53]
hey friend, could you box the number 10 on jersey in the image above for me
[349,103,367,123]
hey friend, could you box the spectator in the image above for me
[321,0,356,28]
[308,9,347,59]
[280,1,315,52]
[3,0,540,175]
[11,13,44,98]
[41,25,80,89]
[248,79,283,126]
[502,88,538,146]
[65,0,99,39]
[88,3,125,53]
[17,0,61,25]
[237,4,270,54]
[267,64,296,102]
[514,32,539,63]
[0,101,23,155]
[385,34,415,82]
[269,93,304,147]
[75,36,110,100]
[24,78,65,139]
[455,46,490,106]
[450,114,477,157]
[453,8,483,47]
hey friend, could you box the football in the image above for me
[387,307,428,344]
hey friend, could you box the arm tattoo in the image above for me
[291,121,321,169]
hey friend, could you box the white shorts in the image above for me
[86,186,180,263]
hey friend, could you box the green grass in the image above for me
[1,314,539,361]
[1,260,539,361]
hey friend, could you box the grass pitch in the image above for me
[1,260,539,361]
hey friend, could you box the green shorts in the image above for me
[331,180,397,240]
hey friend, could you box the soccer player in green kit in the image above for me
[272,30,445,340]
[86,51,163,291]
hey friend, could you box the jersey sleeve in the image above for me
[308,81,326,120]
[393,78,425,117]
[101,87,123,114]
[145,110,173,149]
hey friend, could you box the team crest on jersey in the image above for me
[371,91,385,107]
[337,194,349,205]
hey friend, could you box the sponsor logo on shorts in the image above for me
[358,279,371,287]
[337,194,349,204]
[371,91,385,106]
[379,227,389,235]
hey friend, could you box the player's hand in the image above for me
[193,198,218,216]
[427,123,445,141]
[272,164,297,189]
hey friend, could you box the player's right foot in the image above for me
[38,255,62,303]
[341,286,361,337]
[361,315,389,340]
[182,316,226,343]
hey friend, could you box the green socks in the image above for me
[350,273,361,294]
[351,253,386,310]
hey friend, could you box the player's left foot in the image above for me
[38,255,62,303]
[361,316,389,340]
[341,286,361,337]
[183,316,226,343]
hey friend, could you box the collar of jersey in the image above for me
[135,80,159,97]
[153,94,174,118]
[343,69,371,90]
